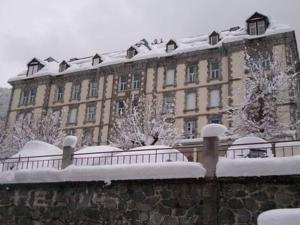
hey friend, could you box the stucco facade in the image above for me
[6,13,299,145]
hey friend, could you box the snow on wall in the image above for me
[217,156,300,177]
[201,124,227,137]
[0,162,205,184]
[63,136,77,148]
[9,20,293,82]
[258,208,300,225]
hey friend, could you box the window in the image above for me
[187,65,197,83]
[167,44,176,52]
[54,86,64,103]
[262,58,271,70]
[208,115,221,124]
[209,89,220,107]
[257,20,266,35]
[249,21,266,35]
[209,62,219,80]
[20,89,36,105]
[92,55,102,66]
[210,35,219,45]
[127,47,137,59]
[67,129,76,135]
[27,64,39,76]
[132,73,141,89]
[52,110,61,125]
[184,120,197,139]
[166,40,177,52]
[249,22,257,35]
[86,104,96,122]
[163,95,174,113]
[71,83,81,100]
[118,75,127,91]
[116,100,125,115]
[82,128,93,146]
[68,107,78,124]
[186,92,196,111]
[88,80,98,97]
[165,69,175,86]
[59,62,69,72]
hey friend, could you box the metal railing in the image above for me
[1,139,300,171]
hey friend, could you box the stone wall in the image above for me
[0,176,299,225]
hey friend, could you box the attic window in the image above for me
[127,47,137,59]
[59,61,69,72]
[209,32,220,45]
[166,40,177,52]
[92,54,102,66]
[27,63,39,76]
[246,12,269,35]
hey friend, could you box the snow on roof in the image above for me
[217,155,300,177]
[258,208,300,225]
[8,18,293,82]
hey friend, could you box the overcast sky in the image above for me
[0,0,299,87]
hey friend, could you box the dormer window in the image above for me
[59,61,70,72]
[27,58,44,76]
[246,12,269,35]
[209,31,220,45]
[92,54,102,66]
[127,46,138,59]
[166,40,177,52]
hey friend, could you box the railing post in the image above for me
[203,136,219,177]
[62,136,77,169]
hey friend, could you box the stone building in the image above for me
[6,12,299,145]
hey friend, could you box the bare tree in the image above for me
[110,95,181,149]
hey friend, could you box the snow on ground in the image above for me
[0,162,205,184]
[217,155,300,177]
[226,136,273,159]
[73,146,123,166]
[258,208,300,225]
[201,124,227,137]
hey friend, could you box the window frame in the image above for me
[132,73,141,89]
[209,61,220,80]
[88,80,98,98]
[208,88,221,108]
[70,82,81,101]
[184,119,197,139]
[118,75,128,91]
[185,91,197,112]
[54,85,64,103]
[67,106,78,125]
[163,94,175,114]
[85,103,97,123]
[186,64,198,83]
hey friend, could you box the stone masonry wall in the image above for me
[0,177,299,225]
[0,180,204,225]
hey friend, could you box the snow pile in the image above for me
[217,155,300,177]
[63,136,77,148]
[258,208,300,225]
[0,162,205,184]
[3,141,62,171]
[227,137,273,159]
[73,146,123,166]
[201,124,227,137]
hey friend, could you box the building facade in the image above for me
[6,12,299,145]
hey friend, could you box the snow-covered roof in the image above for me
[8,17,293,83]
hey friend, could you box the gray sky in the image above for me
[0,0,299,87]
